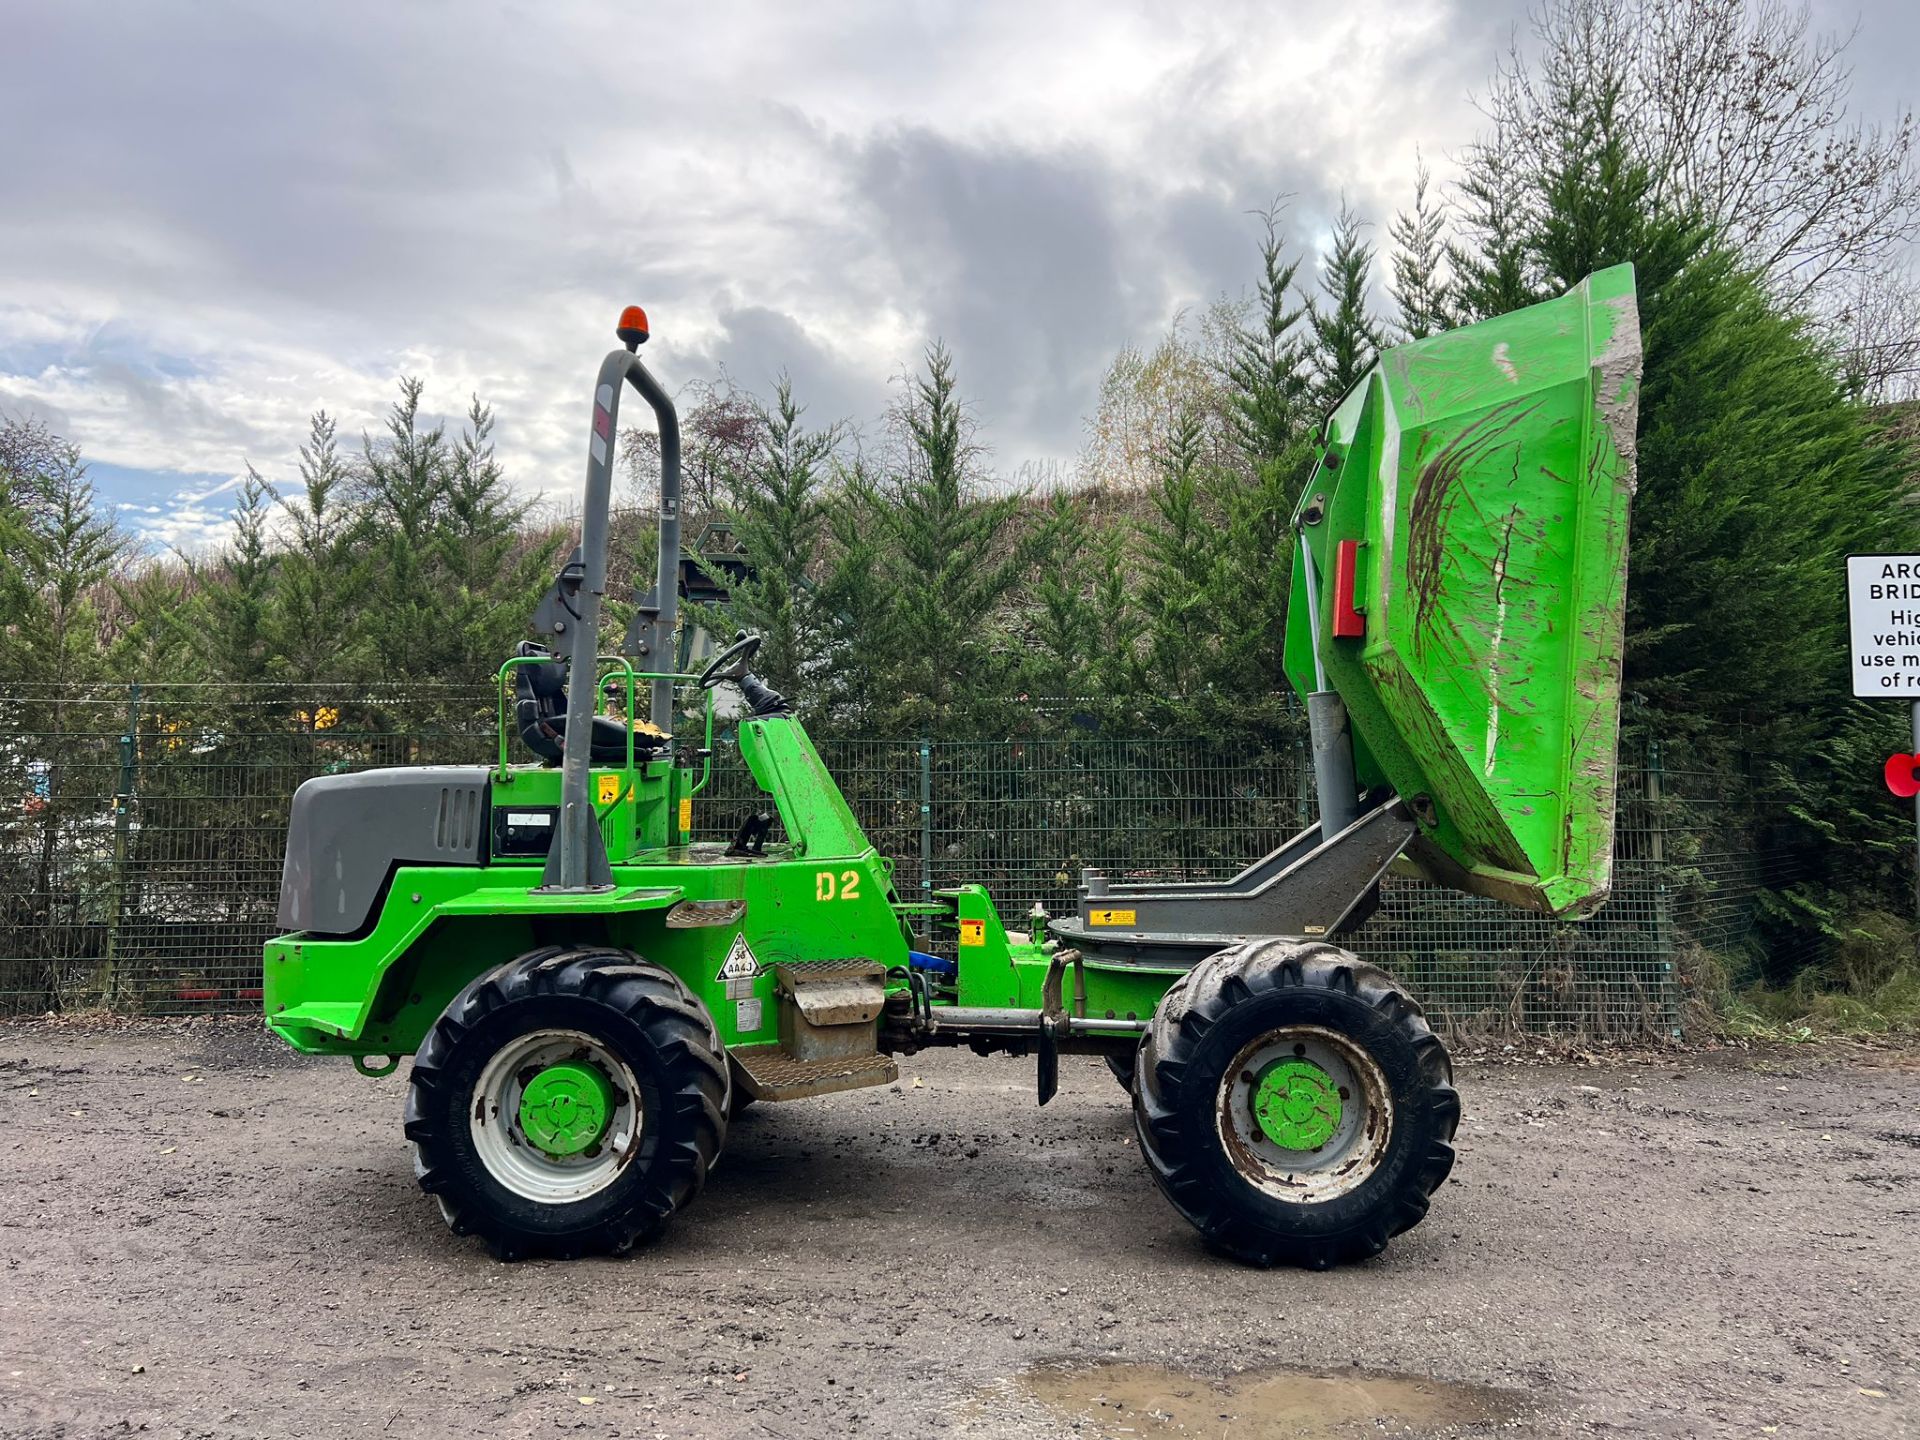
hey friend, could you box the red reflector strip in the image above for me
[1332,539,1364,638]
[593,405,612,439]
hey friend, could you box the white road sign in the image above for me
[1847,554,1920,697]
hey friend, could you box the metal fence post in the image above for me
[103,682,139,1007]
[918,739,933,937]
[1646,738,1680,1038]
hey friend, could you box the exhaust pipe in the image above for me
[543,307,680,893]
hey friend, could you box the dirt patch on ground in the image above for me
[2,1022,1918,1438]
[1008,1360,1530,1437]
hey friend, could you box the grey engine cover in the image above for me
[277,767,488,935]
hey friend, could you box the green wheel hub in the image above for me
[518,1062,614,1157]
[1251,1058,1343,1151]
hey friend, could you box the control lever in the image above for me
[724,811,774,857]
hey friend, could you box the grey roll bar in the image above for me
[541,318,681,893]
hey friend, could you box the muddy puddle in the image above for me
[1014,1360,1530,1438]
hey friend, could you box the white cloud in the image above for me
[2,0,1908,546]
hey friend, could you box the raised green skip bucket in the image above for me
[1283,265,1642,918]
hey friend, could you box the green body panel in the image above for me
[485,759,692,861]
[737,720,871,859]
[939,884,1178,1022]
[265,844,911,1057]
[266,708,910,1057]
[1282,266,1642,917]
[264,713,1173,1063]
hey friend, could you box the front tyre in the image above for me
[1134,939,1459,1269]
[405,946,729,1260]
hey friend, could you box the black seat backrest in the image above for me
[514,643,569,763]
[512,641,663,767]
[517,643,568,703]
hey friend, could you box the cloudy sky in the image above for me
[2,1,1913,551]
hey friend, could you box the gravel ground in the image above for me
[2,1020,1918,1440]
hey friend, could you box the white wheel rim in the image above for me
[1215,1024,1394,1204]
[469,1028,642,1204]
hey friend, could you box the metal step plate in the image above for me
[728,1043,898,1102]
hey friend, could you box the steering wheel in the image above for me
[698,632,763,689]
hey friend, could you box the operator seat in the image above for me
[512,641,668,766]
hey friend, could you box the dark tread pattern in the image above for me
[405,945,729,1261]
[1133,938,1460,1269]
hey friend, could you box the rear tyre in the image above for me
[1105,1050,1137,1092]
[1133,938,1459,1269]
[405,945,729,1260]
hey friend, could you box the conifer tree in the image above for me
[1449,119,1540,321]
[439,396,548,687]
[1522,26,1681,294]
[103,565,190,677]
[1209,209,1321,704]
[1022,490,1105,695]
[1223,204,1313,471]
[1448,0,1920,963]
[270,411,367,682]
[1138,411,1218,695]
[1390,156,1450,340]
[15,441,123,689]
[1309,204,1385,408]
[352,378,453,688]
[184,467,278,684]
[812,458,890,720]
[832,346,1054,729]
[715,378,834,697]
[1081,527,1137,699]
[0,418,65,684]
[7,440,124,901]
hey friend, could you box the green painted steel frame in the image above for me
[263,696,1163,1065]
[493,654,716,797]
[264,646,1162,1063]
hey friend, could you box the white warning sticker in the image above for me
[715,932,759,984]
[736,997,763,1033]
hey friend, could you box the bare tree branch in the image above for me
[1480,0,1919,309]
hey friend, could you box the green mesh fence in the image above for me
[0,684,1792,1036]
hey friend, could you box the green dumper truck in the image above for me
[263,270,1641,1266]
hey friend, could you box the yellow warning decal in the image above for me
[678,797,692,832]
[958,918,986,947]
[1088,908,1137,927]
[596,774,620,804]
